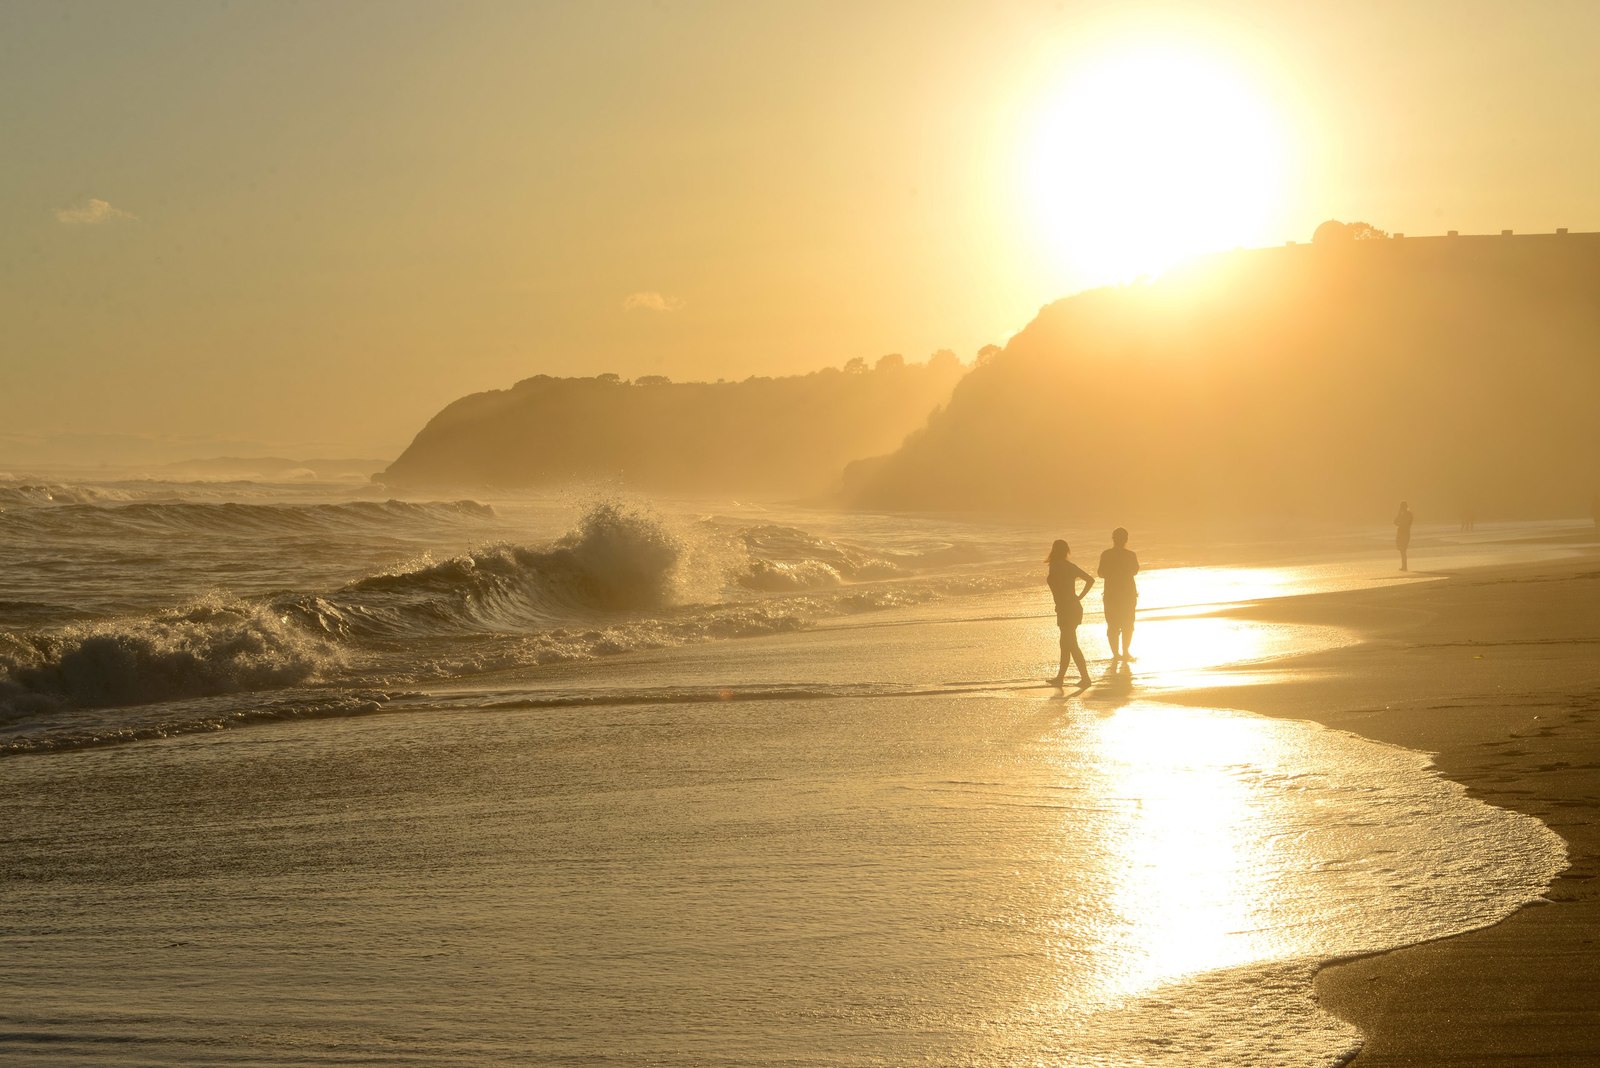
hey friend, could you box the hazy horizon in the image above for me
[6,0,1600,463]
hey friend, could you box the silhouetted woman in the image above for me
[1046,539,1094,687]
[1394,501,1414,571]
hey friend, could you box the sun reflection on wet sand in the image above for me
[1111,611,1351,693]
[1030,566,1355,1003]
[1058,562,1363,694]
[1137,566,1299,612]
[1083,706,1292,999]
[994,683,1564,1068]
[1012,567,1365,1021]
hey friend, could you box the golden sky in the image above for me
[3,0,1597,462]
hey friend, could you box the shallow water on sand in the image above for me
[0,482,1580,1064]
[1,610,1566,1066]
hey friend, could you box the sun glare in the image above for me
[1025,45,1289,287]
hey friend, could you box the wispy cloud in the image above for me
[55,198,137,225]
[623,291,685,313]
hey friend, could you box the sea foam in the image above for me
[0,594,336,717]
[0,497,985,743]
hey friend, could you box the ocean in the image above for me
[0,478,1570,1065]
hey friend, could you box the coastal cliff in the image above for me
[378,355,965,496]
[848,232,1600,520]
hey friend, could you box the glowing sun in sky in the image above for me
[1025,45,1290,287]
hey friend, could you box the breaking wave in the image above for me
[735,524,982,590]
[0,498,999,750]
[0,595,337,718]
[0,481,133,507]
[291,500,718,640]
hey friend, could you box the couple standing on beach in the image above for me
[1046,529,1139,688]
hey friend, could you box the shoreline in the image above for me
[1162,549,1600,1065]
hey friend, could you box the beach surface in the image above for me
[1167,548,1600,1065]
[2,488,1595,1065]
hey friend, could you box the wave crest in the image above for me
[0,595,337,716]
[0,481,130,507]
[0,498,996,738]
[321,500,706,637]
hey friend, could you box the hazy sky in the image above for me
[4,0,1597,462]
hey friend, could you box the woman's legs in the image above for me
[1053,612,1090,685]
[1051,629,1071,683]
[1065,628,1089,682]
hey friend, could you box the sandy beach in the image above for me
[1167,541,1600,1065]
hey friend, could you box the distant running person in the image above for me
[1098,528,1140,662]
[1394,501,1414,571]
[1045,539,1094,688]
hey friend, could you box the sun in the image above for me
[1024,45,1289,288]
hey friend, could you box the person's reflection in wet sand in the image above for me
[1098,658,1134,698]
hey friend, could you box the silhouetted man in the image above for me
[1395,501,1414,571]
[1097,528,1140,662]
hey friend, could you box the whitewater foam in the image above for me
[0,594,338,718]
[0,496,1007,743]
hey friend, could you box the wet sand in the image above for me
[1166,549,1600,1065]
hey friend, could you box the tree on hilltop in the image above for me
[1313,219,1389,243]
[1312,220,1350,244]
